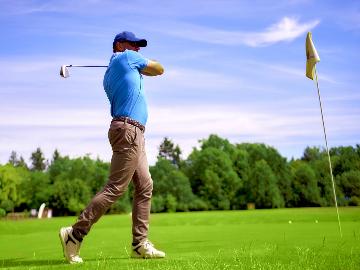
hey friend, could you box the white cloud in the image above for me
[0,108,110,127]
[145,66,243,93]
[244,17,320,47]
[1,102,358,165]
[242,60,338,84]
[0,0,283,18]
[153,17,320,47]
[147,105,320,138]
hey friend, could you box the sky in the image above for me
[0,0,359,166]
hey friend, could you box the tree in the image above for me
[46,154,111,214]
[51,149,61,164]
[150,158,194,212]
[248,160,284,208]
[185,147,241,210]
[8,151,28,169]
[158,137,182,167]
[311,158,334,206]
[301,146,325,162]
[200,134,235,157]
[0,164,29,212]
[300,146,343,206]
[232,148,250,181]
[8,151,18,166]
[236,143,292,207]
[48,155,109,194]
[231,148,250,208]
[20,171,52,209]
[108,189,131,214]
[290,161,322,207]
[30,147,46,171]
[51,176,91,215]
[331,146,360,176]
[337,170,360,206]
[17,156,28,169]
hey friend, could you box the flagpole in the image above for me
[314,66,343,238]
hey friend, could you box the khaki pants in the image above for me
[72,120,153,244]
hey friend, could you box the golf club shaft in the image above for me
[66,65,108,67]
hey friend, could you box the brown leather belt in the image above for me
[112,116,145,132]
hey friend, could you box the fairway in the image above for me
[0,207,359,270]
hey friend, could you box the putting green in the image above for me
[0,207,359,269]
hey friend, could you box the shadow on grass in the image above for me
[0,258,65,268]
[0,257,128,268]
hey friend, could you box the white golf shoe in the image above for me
[131,239,166,259]
[59,227,83,264]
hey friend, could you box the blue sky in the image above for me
[0,0,359,165]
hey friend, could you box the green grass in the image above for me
[0,207,359,269]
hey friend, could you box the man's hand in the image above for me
[141,60,164,76]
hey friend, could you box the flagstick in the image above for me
[314,66,343,238]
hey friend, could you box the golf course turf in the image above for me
[0,207,359,269]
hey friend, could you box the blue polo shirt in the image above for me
[103,50,149,125]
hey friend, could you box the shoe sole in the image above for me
[131,253,165,259]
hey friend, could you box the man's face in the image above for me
[123,41,140,52]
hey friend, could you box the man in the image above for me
[59,31,165,264]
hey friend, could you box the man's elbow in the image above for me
[153,62,164,75]
[146,61,164,76]
[158,66,164,75]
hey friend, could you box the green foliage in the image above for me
[8,151,18,166]
[185,147,241,210]
[301,146,325,162]
[0,164,29,212]
[51,177,91,215]
[158,137,182,167]
[150,158,194,212]
[337,170,360,206]
[108,189,131,214]
[248,160,284,208]
[30,147,47,171]
[52,149,61,164]
[200,134,235,156]
[164,194,177,212]
[299,148,334,206]
[331,146,360,176]
[20,171,52,209]
[291,161,322,206]
[48,155,109,194]
[8,151,28,169]
[48,155,109,215]
[0,208,5,217]
[1,139,360,215]
[151,196,165,213]
[236,143,291,208]
[0,200,14,212]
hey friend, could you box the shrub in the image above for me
[151,196,165,213]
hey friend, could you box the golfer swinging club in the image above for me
[59,31,165,263]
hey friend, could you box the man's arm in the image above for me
[141,60,164,76]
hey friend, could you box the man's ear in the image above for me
[114,41,122,52]
[114,41,124,52]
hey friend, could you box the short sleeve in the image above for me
[126,50,148,71]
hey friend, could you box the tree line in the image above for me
[0,135,359,217]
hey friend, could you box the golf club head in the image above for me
[60,65,70,78]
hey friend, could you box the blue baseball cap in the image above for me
[113,31,147,47]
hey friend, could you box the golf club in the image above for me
[60,65,108,78]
